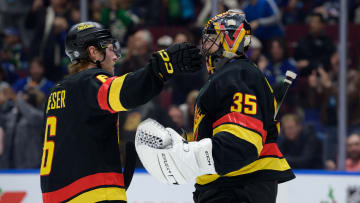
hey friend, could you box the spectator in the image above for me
[313,0,340,24]
[354,0,360,24]
[242,0,284,41]
[174,31,195,44]
[0,87,44,169]
[247,36,267,71]
[90,0,103,22]
[303,52,360,161]
[279,113,323,169]
[195,0,240,27]
[68,3,81,26]
[1,27,26,84]
[13,58,54,96]
[179,89,199,133]
[168,105,185,131]
[263,38,298,115]
[116,29,153,76]
[346,133,360,171]
[281,0,306,25]
[347,68,360,133]
[0,82,16,169]
[101,0,140,43]
[263,38,297,85]
[25,0,70,82]
[0,0,32,47]
[316,52,357,128]
[293,12,335,76]
[11,88,45,168]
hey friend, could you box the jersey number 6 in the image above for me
[40,116,57,176]
[230,92,257,115]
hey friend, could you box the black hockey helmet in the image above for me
[65,21,121,64]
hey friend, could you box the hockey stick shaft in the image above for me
[274,71,297,119]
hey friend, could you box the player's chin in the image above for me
[108,61,115,68]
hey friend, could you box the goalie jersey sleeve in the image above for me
[193,57,295,185]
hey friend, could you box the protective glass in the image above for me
[100,39,122,59]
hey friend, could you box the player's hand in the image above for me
[150,42,202,81]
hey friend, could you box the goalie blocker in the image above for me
[135,119,216,184]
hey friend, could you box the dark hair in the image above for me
[268,37,289,61]
[29,57,44,68]
[174,31,195,44]
[281,113,301,125]
[310,12,326,24]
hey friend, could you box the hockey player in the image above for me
[40,21,202,203]
[135,10,295,203]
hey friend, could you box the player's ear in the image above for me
[88,46,99,60]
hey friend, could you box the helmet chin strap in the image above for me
[90,51,107,68]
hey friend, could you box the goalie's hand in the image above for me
[150,42,202,81]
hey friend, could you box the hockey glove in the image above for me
[135,119,216,185]
[150,42,202,81]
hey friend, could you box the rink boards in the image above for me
[1,169,360,203]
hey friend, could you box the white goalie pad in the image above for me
[135,119,216,185]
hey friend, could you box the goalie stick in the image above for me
[274,70,297,120]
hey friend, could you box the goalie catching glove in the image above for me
[150,42,202,81]
[135,119,216,185]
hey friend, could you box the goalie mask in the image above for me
[201,10,251,74]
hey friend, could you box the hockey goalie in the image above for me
[135,9,295,203]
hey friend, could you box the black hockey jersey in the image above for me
[193,57,295,187]
[40,67,163,202]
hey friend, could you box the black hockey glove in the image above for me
[150,42,202,82]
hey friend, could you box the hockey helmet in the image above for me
[65,22,121,63]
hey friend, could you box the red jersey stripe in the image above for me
[212,112,267,143]
[259,143,283,157]
[42,172,124,203]
[97,77,117,113]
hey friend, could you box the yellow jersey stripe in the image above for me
[108,74,128,112]
[196,174,220,185]
[213,124,263,155]
[196,157,291,185]
[226,157,291,176]
[67,187,127,203]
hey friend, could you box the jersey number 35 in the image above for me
[230,92,257,115]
